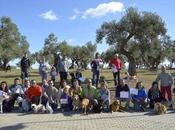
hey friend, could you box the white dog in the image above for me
[31,104,46,113]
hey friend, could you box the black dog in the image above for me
[93,99,103,113]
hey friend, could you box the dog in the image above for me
[110,100,124,112]
[93,99,103,113]
[72,94,80,111]
[154,102,167,115]
[31,104,46,113]
[81,98,91,114]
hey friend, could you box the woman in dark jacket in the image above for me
[148,81,163,109]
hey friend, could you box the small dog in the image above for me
[72,95,80,111]
[31,104,46,113]
[81,98,91,114]
[110,100,124,112]
[93,99,103,113]
[154,102,167,115]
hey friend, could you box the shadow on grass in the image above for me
[0,123,25,130]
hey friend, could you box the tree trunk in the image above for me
[3,58,8,70]
[120,48,137,76]
[128,60,137,76]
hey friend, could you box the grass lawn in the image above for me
[0,68,174,90]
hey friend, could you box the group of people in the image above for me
[115,65,174,111]
[0,52,174,114]
[0,77,110,113]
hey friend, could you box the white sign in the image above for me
[120,91,129,98]
[51,71,57,76]
[79,77,86,82]
[130,88,138,95]
[101,94,108,101]
[60,98,68,104]
[112,65,118,73]
[0,90,3,97]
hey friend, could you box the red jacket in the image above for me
[26,85,42,101]
[109,58,122,70]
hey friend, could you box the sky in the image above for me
[1,0,175,67]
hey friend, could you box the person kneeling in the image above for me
[60,87,73,112]
[132,82,149,112]
[98,80,110,112]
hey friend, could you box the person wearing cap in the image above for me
[98,80,110,111]
[91,52,103,88]
[109,53,122,86]
[156,65,173,107]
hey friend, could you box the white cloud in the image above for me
[82,2,124,19]
[69,15,78,20]
[69,9,81,20]
[40,10,58,21]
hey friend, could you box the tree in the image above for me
[0,16,29,69]
[96,7,166,76]
[80,42,96,69]
[42,33,59,64]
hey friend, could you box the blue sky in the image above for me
[1,0,175,55]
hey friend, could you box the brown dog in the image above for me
[81,98,91,114]
[154,102,167,115]
[72,94,80,111]
[110,100,124,112]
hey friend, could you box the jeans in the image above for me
[92,70,100,87]
[40,71,48,82]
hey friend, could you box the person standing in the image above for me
[91,52,103,88]
[109,54,122,86]
[57,55,69,83]
[37,57,49,83]
[20,53,30,84]
[156,65,173,107]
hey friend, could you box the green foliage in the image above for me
[0,16,29,68]
[96,7,167,75]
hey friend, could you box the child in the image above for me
[75,68,83,85]
[50,66,57,83]
[132,82,149,111]
[98,80,110,111]
[60,87,73,112]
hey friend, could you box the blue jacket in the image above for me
[133,88,147,100]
